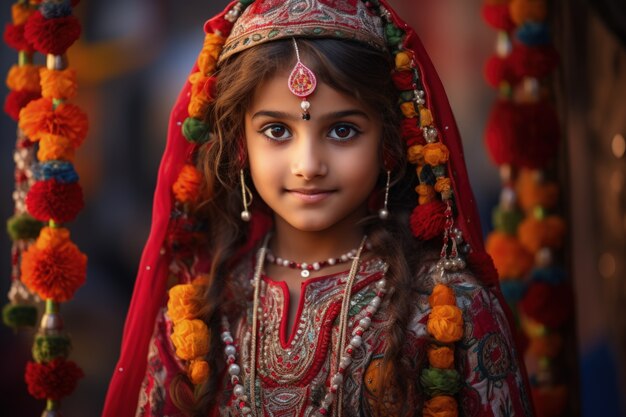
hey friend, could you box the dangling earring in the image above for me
[240,169,252,222]
[379,170,391,220]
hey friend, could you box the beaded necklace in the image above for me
[265,245,370,278]
[220,236,389,417]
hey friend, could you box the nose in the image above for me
[290,135,327,180]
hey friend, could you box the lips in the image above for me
[286,188,336,203]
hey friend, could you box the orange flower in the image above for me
[427,345,455,369]
[485,231,534,278]
[423,395,458,417]
[510,0,548,26]
[12,3,34,25]
[168,284,204,323]
[189,360,209,385]
[434,177,452,193]
[420,108,434,127]
[423,143,449,166]
[395,51,412,71]
[37,133,75,162]
[516,169,559,211]
[198,33,225,75]
[429,284,456,307]
[400,102,417,118]
[171,319,210,360]
[172,164,203,204]
[518,216,566,253]
[40,68,78,100]
[6,64,41,93]
[19,98,88,147]
[427,305,464,343]
[407,144,424,165]
[21,228,87,302]
[415,184,436,205]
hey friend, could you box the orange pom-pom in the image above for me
[509,0,548,26]
[407,144,424,165]
[434,177,452,193]
[189,360,209,385]
[423,143,449,166]
[416,183,436,205]
[400,102,417,118]
[395,51,413,71]
[6,64,41,93]
[528,333,563,358]
[21,227,87,302]
[171,319,210,360]
[429,284,456,307]
[37,133,75,162]
[427,305,464,343]
[197,33,224,75]
[167,284,204,323]
[19,98,88,147]
[420,108,434,127]
[172,165,203,204]
[427,345,455,369]
[423,395,458,417]
[518,216,566,253]
[486,231,534,279]
[516,169,559,211]
[12,3,34,26]
[40,68,77,100]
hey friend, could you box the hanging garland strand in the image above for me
[481,1,575,416]
[3,0,87,415]
[2,0,43,331]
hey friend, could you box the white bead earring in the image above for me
[240,169,252,222]
[379,170,391,220]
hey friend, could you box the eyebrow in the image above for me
[251,109,370,121]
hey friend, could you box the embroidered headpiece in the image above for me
[218,0,386,62]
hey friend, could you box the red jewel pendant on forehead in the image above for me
[288,38,317,120]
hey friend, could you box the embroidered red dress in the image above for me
[135,253,533,417]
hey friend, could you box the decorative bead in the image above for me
[370,296,381,308]
[241,407,252,415]
[331,373,344,386]
[233,384,245,397]
[313,262,321,271]
[340,356,352,368]
[301,100,310,111]
[359,317,371,329]
[228,364,241,376]
[225,345,236,356]
[241,210,251,222]
[423,126,439,143]
[378,208,389,219]
[323,392,336,404]
[328,258,336,265]
[366,305,376,314]
[350,335,363,347]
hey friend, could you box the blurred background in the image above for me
[0,0,624,415]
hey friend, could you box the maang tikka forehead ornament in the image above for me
[288,38,316,120]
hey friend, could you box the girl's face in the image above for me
[245,71,383,234]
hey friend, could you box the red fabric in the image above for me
[103,1,527,416]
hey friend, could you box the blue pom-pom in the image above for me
[531,266,567,285]
[516,22,551,46]
[32,161,79,183]
[40,0,73,19]
[419,165,436,185]
[500,280,528,303]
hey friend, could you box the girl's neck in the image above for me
[270,217,367,264]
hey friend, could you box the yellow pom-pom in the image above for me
[423,143,449,166]
[427,345,455,369]
[429,284,456,307]
[423,395,458,417]
[171,319,210,361]
[400,102,417,118]
[427,305,464,343]
[168,284,204,323]
[189,360,209,385]
[420,108,434,127]
[395,51,412,71]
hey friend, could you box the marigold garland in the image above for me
[6,63,40,92]
[18,97,88,146]
[40,67,77,100]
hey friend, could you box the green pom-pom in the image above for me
[385,23,404,46]
[6,214,43,241]
[492,207,524,235]
[2,303,38,328]
[182,117,211,144]
[32,333,72,363]
[432,165,447,178]
[399,91,414,102]
[420,367,461,397]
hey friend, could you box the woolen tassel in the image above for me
[480,3,516,31]
[485,100,520,166]
[3,22,34,52]
[26,179,84,223]
[4,89,40,121]
[401,118,425,146]
[484,55,519,88]
[23,11,81,55]
[520,281,574,329]
[25,358,84,400]
[409,200,447,240]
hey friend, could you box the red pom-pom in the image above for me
[520,281,574,329]
[509,43,559,79]
[26,179,84,223]
[467,249,499,285]
[3,23,34,52]
[485,100,560,169]
[410,200,447,240]
[25,358,83,400]
[24,11,81,55]
[484,55,520,88]
[481,4,516,31]
[391,70,414,91]
[4,90,40,121]
[400,118,425,146]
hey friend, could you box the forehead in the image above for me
[248,72,377,118]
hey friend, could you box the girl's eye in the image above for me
[261,124,292,141]
[328,124,359,141]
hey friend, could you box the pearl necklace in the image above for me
[265,245,367,278]
[220,236,388,417]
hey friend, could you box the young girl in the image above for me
[103,1,534,416]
